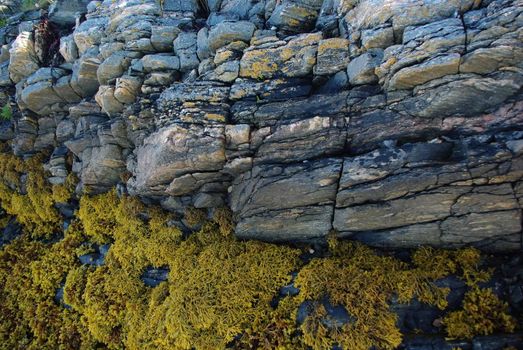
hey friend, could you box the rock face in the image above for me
[1,0,522,253]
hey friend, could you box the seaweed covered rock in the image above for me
[0,0,522,274]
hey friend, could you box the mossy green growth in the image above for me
[0,105,11,120]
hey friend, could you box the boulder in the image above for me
[173,32,199,72]
[97,52,132,85]
[70,47,101,98]
[314,38,350,75]
[231,158,342,241]
[59,35,79,63]
[114,75,142,104]
[401,72,523,118]
[361,27,394,50]
[387,53,461,90]
[73,17,108,55]
[49,0,90,26]
[20,68,70,115]
[9,32,39,83]
[161,0,200,12]
[150,26,180,52]
[95,85,124,116]
[240,32,322,80]
[141,54,180,73]
[254,116,347,164]
[129,123,226,196]
[268,0,324,34]
[347,50,383,85]
[207,21,256,52]
[204,60,239,83]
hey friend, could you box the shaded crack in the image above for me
[330,156,344,232]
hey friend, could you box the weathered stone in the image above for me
[129,124,226,196]
[361,27,394,50]
[59,35,79,63]
[207,21,256,52]
[204,60,239,83]
[460,46,523,75]
[402,72,523,118]
[81,144,127,191]
[451,184,519,216]
[150,26,180,52]
[9,32,39,83]
[70,48,101,98]
[173,32,199,72]
[349,222,442,248]
[223,157,253,175]
[161,0,200,12]
[117,20,152,42]
[255,116,346,164]
[441,210,522,249]
[234,91,347,127]
[73,17,108,55]
[376,18,466,87]
[107,4,160,33]
[268,0,323,34]
[125,38,155,53]
[143,72,177,87]
[56,119,75,143]
[114,75,142,104]
[141,54,180,73]
[239,33,322,80]
[21,80,65,115]
[214,41,248,65]
[95,85,124,116]
[193,193,224,208]
[334,186,468,233]
[387,53,461,90]
[342,0,477,38]
[225,124,250,149]
[314,38,350,75]
[49,0,90,26]
[158,82,230,107]
[97,52,132,85]
[232,158,342,241]
[197,27,211,60]
[347,50,383,85]
[229,77,311,102]
[54,75,83,103]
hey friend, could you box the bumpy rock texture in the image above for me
[1,0,522,254]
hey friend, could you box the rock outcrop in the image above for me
[0,0,522,253]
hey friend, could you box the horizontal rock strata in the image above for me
[0,0,522,251]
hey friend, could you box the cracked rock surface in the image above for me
[0,0,522,252]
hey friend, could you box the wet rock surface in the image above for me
[0,0,521,254]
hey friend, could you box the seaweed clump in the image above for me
[0,222,96,349]
[0,150,519,349]
[292,240,453,350]
[444,286,517,339]
[0,149,74,239]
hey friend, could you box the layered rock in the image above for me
[0,0,521,253]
